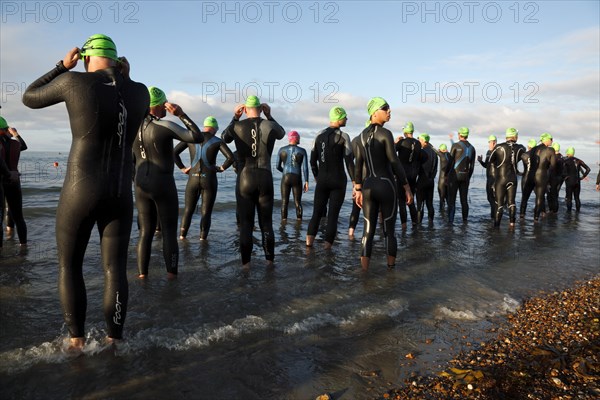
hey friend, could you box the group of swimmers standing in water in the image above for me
[2,33,596,350]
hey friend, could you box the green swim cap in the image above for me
[245,95,261,108]
[439,143,447,151]
[80,34,118,61]
[367,97,388,116]
[552,142,560,152]
[505,128,518,138]
[458,126,469,137]
[488,135,497,142]
[203,116,218,129]
[329,106,347,122]
[540,132,553,142]
[418,133,430,143]
[566,146,575,156]
[528,139,537,148]
[0,116,8,129]
[403,121,414,134]
[148,86,167,107]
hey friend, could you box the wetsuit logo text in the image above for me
[113,292,123,326]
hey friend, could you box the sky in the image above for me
[1,0,599,163]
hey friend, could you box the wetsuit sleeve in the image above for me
[596,171,600,185]
[310,137,319,178]
[276,148,284,173]
[549,151,557,173]
[478,151,488,168]
[14,135,28,151]
[267,118,286,140]
[387,133,408,186]
[22,62,70,108]
[301,148,309,183]
[219,142,235,170]
[579,159,591,180]
[221,118,237,143]
[173,141,188,169]
[178,113,204,143]
[468,145,476,179]
[341,131,355,182]
[354,139,364,185]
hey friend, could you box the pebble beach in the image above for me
[380,275,600,399]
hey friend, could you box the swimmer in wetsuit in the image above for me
[175,116,234,240]
[348,134,365,239]
[562,147,590,212]
[434,143,452,210]
[221,96,285,269]
[447,126,476,223]
[519,138,538,218]
[522,133,557,221]
[0,119,27,245]
[416,133,437,223]
[477,135,497,220]
[487,128,526,227]
[354,97,412,270]
[546,142,564,213]
[22,34,149,350]
[394,121,422,229]
[0,134,18,248]
[276,131,309,220]
[133,87,203,278]
[306,106,355,249]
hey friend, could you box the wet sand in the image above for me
[379,275,600,399]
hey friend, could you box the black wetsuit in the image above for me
[416,145,437,223]
[174,134,234,239]
[488,141,525,226]
[23,63,149,340]
[354,124,407,259]
[395,137,421,225]
[307,127,355,244]
[478,149,496,219]
[0,147,12,247]
[348,135,364,231]
[435,150,451,210]
[447,140,476,223]
[547,153,564,213]
[222,116,285,264]
[0,133,27,244]
[519,148,536,218]
[276,144,309,220]
[562,156,590,212]
[521,144,556,220]
[133,114,203,276]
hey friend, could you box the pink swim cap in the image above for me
[288,130,300,142]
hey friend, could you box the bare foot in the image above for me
[242,262,251,271]
[138,274,147,279]
[323,241,332,250]
[67,337,85,352]
[360,256,370,271]
[179,235,186,240]
[167,272,177,280]
[306,235,315,247]
[266,260,274,269]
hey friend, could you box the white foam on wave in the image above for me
[0,327,117,374]
[0,298,409,372]
[435,294,520,321]
[284,298,408,334]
